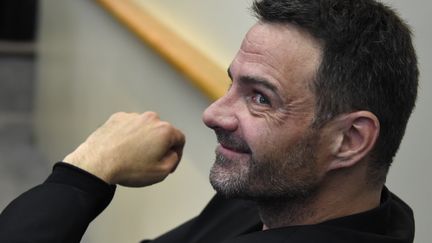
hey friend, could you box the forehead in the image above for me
[231,22,322,93]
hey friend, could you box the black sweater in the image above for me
[0,163,415,243]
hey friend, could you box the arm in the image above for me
[0,112,185,242]
[63,111,185,187]
[0,163,115,243]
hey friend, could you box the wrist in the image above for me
[63,148,115,185]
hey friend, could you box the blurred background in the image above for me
[0,0,430,242]
[0,0,49,215]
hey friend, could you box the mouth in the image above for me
[219,143,251,154]
[216,141,252,163]
[215,129,252,159]
[216,145,250,162]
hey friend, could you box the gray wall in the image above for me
[35,0,431,242]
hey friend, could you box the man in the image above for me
[0,0,418,242]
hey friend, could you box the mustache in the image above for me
[215,128,252,153]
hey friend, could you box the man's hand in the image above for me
[63,112,185,187]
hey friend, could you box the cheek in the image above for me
[245,126,287,157]
[238,121,268,156]
[238,109,313,156]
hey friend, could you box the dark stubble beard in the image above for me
[209,127,321,204]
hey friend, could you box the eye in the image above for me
[251,92,271,106]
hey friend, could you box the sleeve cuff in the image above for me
[45,162,116,198]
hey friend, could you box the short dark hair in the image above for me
[252,0,419,183]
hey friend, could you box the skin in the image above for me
[64,111,185,187]
[202,22,324,201]
[203,22,383,228]
[65,21,383,229]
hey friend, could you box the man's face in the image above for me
[202,22,326,201]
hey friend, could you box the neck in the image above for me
[258,175,383,229]
[258,196,317,229]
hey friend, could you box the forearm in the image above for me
[0,112,185,242]
[0,162,116,243]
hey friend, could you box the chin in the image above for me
[209,161,250,198]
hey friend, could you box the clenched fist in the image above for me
[63,112,185,187]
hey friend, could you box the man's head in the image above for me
[203,0,418,200]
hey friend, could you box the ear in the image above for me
[327,111,380,171]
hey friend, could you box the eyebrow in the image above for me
[227,67,280,95]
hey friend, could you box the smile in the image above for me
[217,144,251,160]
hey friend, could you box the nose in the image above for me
[202,94,239,132]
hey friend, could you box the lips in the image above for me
[219,143,250,154]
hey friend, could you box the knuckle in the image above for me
[111,112,124,119]
[108,112,126,122]
[110,112,139,120]
[142,111,159,119]
[158,121,172,129]
[160,159,178,172]
[158,122,176,138]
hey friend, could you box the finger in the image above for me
[160,150,181,173]
[170,128,185,148]
[170,129,185,162]
[141,111,160,121]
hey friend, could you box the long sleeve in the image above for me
[0,162,116,243]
